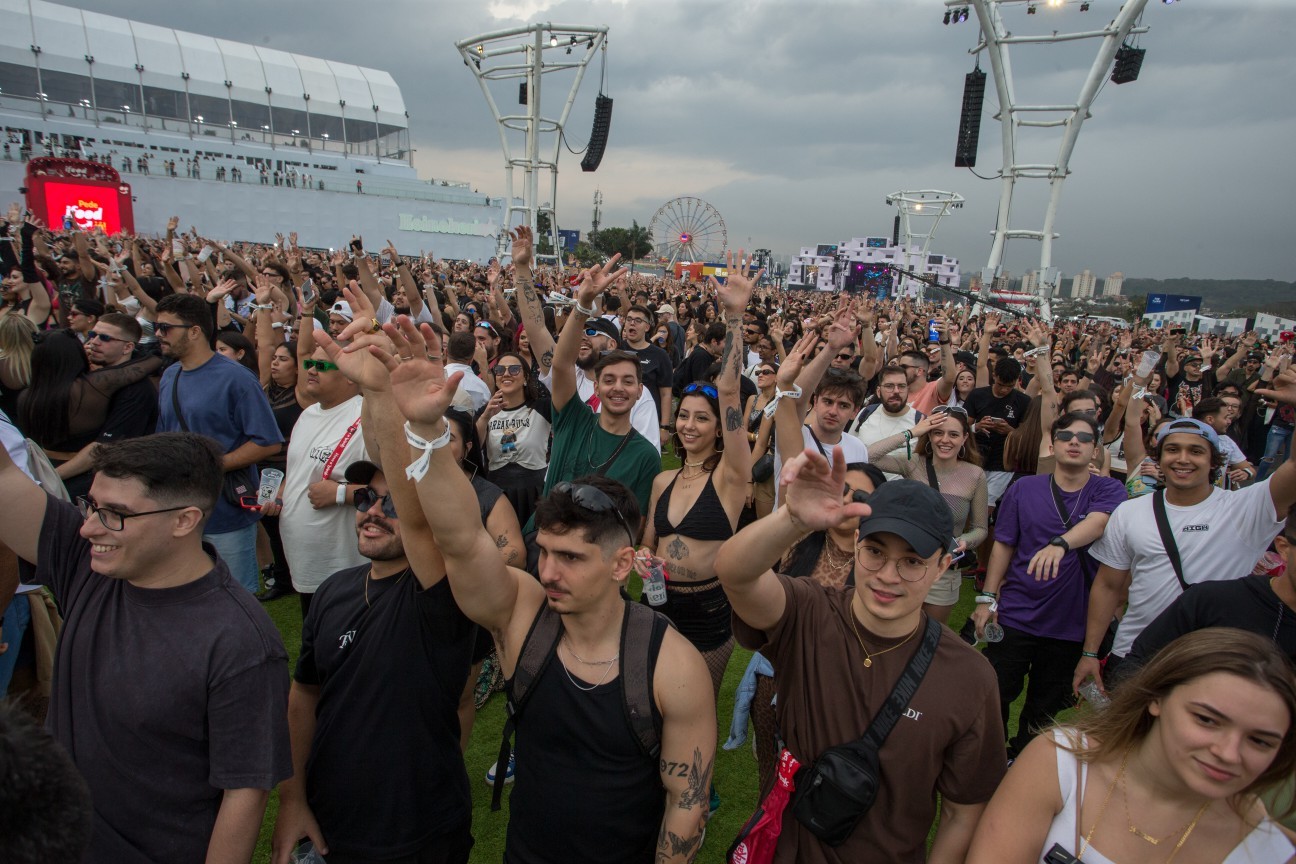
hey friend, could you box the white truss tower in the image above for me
[455,24,608,258]
[887,190,965,300]
[950,0,1151,317]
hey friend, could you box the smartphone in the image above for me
[300,278,316,304]
[238,495,262,512]
[927,319,940,343]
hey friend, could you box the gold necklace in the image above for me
[818,541,853,579]
[1120,762,1212,852]
[846,604,921,669]
[364,566,410,608]
[1079,750,1212,863]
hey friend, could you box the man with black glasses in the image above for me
[379,319,715,864]
[0,432,291,864]
[970,412,1126,758]
[620,303,674,444]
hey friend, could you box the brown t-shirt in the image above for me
[733,574,1007,864]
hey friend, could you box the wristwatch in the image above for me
[1049,536,1070,553]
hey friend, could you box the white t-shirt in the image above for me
[1219,434,1247,467]
[852,406,918,482]
[280,395,369,593]
[1090,482,1284,657]
[540,366,661,454]
[773,425,869,507]
[445,362,492,413]
[484,403,552,472]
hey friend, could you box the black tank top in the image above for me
[504,609,667,864]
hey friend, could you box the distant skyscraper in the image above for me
[1071,269,1097,299]
[991,270,1012,293]
[1102,271,1124,297]
[1021,270,1041,295]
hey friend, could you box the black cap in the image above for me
[343,460,382,486]
[954,350,978,370]
[856,479,954,559]
[584,317,620,342]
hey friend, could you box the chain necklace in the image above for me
[1080,749,1212,863]
[1270,577,1287,645]
[847,603,921,669]
[559,637,619,692]
[1120,768,1211,849]
[817,540,854,583]
[364,566,410,608]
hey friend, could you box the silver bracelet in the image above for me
[404,421,451,481]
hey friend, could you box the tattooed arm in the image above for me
[710,251,755,503]
[653,629,716,864]
[485,496,526,569]
[507,226,556,377]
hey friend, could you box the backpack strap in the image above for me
[492,603,563,810]
[620,601,667,761]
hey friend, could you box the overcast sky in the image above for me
[88,0,1295,281]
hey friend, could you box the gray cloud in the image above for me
[86,0,1296,279]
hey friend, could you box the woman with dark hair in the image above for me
[867,405,989,624]
[641,264,754,703]
[475,351,551,527]
[743,359,780,518]
[15,329,161,461]
[967,628,1296,863]
[215,330,258,376]
[1003,395,1047,479]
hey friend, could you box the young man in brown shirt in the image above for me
[715,448,1007,864]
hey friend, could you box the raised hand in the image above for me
[207,278,237,303]
[780,445,871,534]
[377,317,462,427]
[1256,367,1296,406]
[777,330,820,389]
[167,216,179,232]
[254,274,275,305]
[712,249,762,315]
[575,254,627,309]
[509,226,534,270]
[823,296,856,351]
[335,285,380,343]
[315,328,394,393]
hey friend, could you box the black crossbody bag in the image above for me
[789,616,942,846]
[1151,488,1192,593]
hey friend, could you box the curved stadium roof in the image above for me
[0,0,407,141]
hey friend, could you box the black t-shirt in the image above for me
[675,344,717,394]
[35,495,291,864]
[296,565,476,858]
[625,342,674,416]
[1127,575,1296,668]
[964,385,1031,472]
[97,376,158,443]
[1166,370,1216,414]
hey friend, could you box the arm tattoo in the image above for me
[676,747,714,811]
[719,327,737,376]
[539,349,553,370]
[495,534,508,549]
[725,406,742,432]
[669,831,703,858]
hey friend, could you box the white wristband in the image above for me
[574,301,597,317]
[335,483,348,505]
[763,385,803,419]
[404,421,452,481]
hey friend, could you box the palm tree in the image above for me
[626,220,652,273]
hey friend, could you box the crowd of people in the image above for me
[0,208,1294,864]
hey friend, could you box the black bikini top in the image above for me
[653,470,735,543]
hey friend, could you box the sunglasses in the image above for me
[552,482,635,547]
[932,405,969,417]
[153,322,193,336]
[583,328,603,338]
[1053,430,1096,443]
[302,359,340,372]
[682,382,718,399]
[755,368,776,375]
[476,321,495,332]
[87,331,127,343]
[353,487,398,519]
[495,363,524,377]
[835,353,853,361]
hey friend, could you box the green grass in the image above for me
[251,572,1028,863]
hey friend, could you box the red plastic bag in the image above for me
[727,748,801,864]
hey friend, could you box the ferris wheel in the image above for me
[649,196,727,266]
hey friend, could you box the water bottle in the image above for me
[982,621,1004,643]
[257,468,284,507]
[1135,349,1161,379]
[636,551,668,607]
[1078,679,1111,709]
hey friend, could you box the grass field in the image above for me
[250,574,1025,863]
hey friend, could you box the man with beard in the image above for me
[154,294,282,593]
[271,449,475,864]
[507,227,661,451]
[1073,408,1296,695]
[851,366,922,482]
[970,412,1126,758]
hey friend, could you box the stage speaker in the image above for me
[1110,45,1145,85]
[581,94,613,172]
[954,68,986,168]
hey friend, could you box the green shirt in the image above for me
[525,397,661,533]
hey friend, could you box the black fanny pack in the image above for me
[788,616,942,846]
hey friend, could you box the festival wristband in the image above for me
[1080,651,1100,659]
[762,384,803,419]
[335,483,348,506]
[574,301,597,317]
[974,594,997,605]
[404,421,452,481]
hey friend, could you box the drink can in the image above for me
[982,621,1004,643]
[257,468,284,506]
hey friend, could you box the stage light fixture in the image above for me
[960,7,969,22]
[550,34,558,47]
[944,10,951,24]
[1027,4,1037,14]
[1080,1,1090,9]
